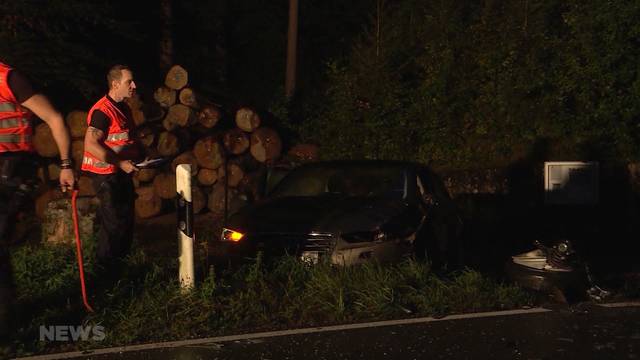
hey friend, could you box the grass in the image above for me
[8,242,534,357]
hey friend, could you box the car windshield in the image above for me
[270,164,407,199]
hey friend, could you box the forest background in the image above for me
[1,0,638,170]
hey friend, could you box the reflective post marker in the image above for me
[176,164,195,290]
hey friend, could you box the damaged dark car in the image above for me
[220,161,462,266]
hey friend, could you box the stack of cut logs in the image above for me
[33,64,319,220]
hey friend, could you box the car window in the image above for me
[418,167,458,216]
[271,165,406,199]
[265,167,291,196]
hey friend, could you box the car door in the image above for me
[416,167,463,265]
[376,168,426,255]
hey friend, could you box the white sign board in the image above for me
[544,161,599,205]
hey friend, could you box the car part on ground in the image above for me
[506,239,610,303]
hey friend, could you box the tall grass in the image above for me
[96,254,532,346]
[10,238,97,303]
[9,245,533,356]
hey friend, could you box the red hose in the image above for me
[71,189,94,313]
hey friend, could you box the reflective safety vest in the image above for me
[81,96,138,174]
[0,62,34,153]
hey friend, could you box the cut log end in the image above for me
[179,87,198,108]
[165,65,189,90]
[223,128,250,155]
[171,151,198,176]
[250,127,282,163]
[153,173,177,200]
[165,104,194,128]
[135,186,162,218]
[218,162,245,188]
[65,110,88,139]
[197,104,221,128]
[193,136,224,170]
[33,123,59,158]
[197,168,218,186]
[157,131,180,157]
[235,107,261,132]
[154,86,177,108]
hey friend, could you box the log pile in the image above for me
[33,64,318,223]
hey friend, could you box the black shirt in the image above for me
[7,70,35,103]
[89,95,130,133]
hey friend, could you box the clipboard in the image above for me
[135,158,168,169]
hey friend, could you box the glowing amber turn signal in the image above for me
[222,228,244,242]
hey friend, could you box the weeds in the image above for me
[9,245,534,357]
[10,241,97,303]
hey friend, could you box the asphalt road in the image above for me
[17,303,640,360]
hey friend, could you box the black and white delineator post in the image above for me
[176,164,195,290]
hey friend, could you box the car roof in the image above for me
[289,160,426,171]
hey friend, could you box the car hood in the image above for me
[226,195,407,235]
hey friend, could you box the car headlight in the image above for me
[221,228,244,242]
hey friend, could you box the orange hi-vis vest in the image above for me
[81,96,137,174]
[0,62,34,153]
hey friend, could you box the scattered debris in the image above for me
[506,239,593,302]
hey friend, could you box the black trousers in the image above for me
[0,153,38,342]
[91,171,135,265]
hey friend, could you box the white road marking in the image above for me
[596,301,640,308]
[15,307,551,360]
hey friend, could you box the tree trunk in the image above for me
[197,167,218,186]
[152,172,177,200]
[136,125,158,149]
[135,186,162,218]
[165,103,193,127]
[232,151,263,173]
[42,197,97,245]
[285,0,299,98]
[144,102,166,123]
[171,151,198,176]
[71,139,84,170]
[235,107,261,132]
[250,127,282,163]
[47,163,60,181]
[162,116,178,131]
[159,0,174,72]
[223,127,250,155]
[192,185,206,214]
[33,123,59,158]
[208,183,237,215]
[217,162,244,188]
[124,93,146,126]
[134,168,158,183]
[193,136,224,169]
[65,110,88,139]
[157,131,180,157]
[35,188,65,219]
[197,104,221,128]
[154,86,177,108]
[179,87,198,108]
[165,64,189,90]
[237,169,267,202]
